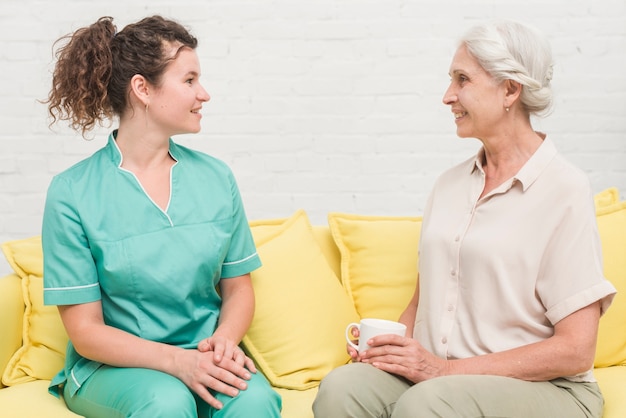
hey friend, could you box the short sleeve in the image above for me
[539,186,616,324]
[220,170,261,278]
[43,176,101,305]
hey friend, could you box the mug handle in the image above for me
[345,322,360,351]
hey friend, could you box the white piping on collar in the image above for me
[111,138,178,227]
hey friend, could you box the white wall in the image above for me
[1,0,625,276]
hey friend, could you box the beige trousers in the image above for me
[312,362,604,418]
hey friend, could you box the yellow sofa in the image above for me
[1,188,625,418]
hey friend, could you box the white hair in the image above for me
[460,20,554,117]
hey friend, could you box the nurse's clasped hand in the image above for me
[173,335,256,410]
[198,334,257,372]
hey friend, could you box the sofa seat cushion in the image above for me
[594,366,626,418]
[275,387,317,418]
[0,380,82,417]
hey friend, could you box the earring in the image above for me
[505,107,510,112]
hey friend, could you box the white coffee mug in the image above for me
[345,318,407,352]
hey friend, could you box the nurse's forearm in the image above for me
[57,301,186,374]
[214,274,255,343]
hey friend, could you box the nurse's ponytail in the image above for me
[46,15,197,138]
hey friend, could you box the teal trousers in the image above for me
[63,365,281,418]
[313,362,604,418]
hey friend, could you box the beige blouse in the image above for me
[414,137,616,382]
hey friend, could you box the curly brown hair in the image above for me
[46,16,198,138]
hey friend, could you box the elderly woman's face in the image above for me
[442,45,507,140]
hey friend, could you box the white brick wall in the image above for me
[1,0,625,276]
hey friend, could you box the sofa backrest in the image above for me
[0,274,25,388]
[0,188,624,389]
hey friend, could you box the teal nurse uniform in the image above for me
[42,131,281,417]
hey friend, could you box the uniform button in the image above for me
[441,337,447,344]
[451,269,456,276]
[454,235,460,242]
[448,305,454,311]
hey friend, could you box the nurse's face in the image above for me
[148,46,211,136]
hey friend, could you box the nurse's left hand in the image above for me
[198,336,257,374]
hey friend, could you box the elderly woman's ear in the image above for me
[504,79,522,109]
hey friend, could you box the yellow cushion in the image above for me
[328,213,421,321]
[594,187,620,209]
[243,210,359,389]
[1,237,69,386]
[311,226,342,279]
[594,201,626,367]
[0,274,24,388]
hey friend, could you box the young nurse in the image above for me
[42,15,281,418]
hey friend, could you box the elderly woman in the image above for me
[313,20,616,418]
